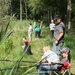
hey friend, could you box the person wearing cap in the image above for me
[49,20,55,39]
[53,16,65,57]
[60,47,70,63]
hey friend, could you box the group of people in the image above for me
[22,22,41,55]
[38,45,70,75]
[37,17,70,75]
[28,22,41,43]
[22,16,70,75]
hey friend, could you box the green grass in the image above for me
[0,20,75,75]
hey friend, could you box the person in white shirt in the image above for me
[49,20,55,39]
[28,23,33,42]
[38,45,60,75]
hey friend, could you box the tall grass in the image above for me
[0,20,75,75]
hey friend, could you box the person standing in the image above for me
[53,17,65,57]
[49,20,55,39]
[33,21,36,31]
[28,23,33,43]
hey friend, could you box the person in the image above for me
[28,23,33,42]
[22,36,32,55]
[34,25,41,39]
[38,45,60,75]
[60,47,70,64]
[22,36,30,44]
[23,41,33,55]
[57,47,70,71]
[33,21,36,31]
[49,20,55,39]
[53,17,65,57]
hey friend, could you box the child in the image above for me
[22,36,30,48]
[22,36,32,55]
[60,47,70,64]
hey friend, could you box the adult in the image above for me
[53,17,65,57]
[49,20,55,39]
[33,21,36,31]
[38,45,60,75]
[28,23,33,43]
[34,25,41,39]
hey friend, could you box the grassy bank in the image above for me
[0,20,75,75]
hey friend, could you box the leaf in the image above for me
[9,66,15,75]
[5,22,10,33]
[14,45,30,75]
[22,66,35,75]
[22,53,51,75]
[0,30,13,45]
[4,70,8,75]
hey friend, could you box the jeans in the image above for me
[38,63,57,75]
[53,42,64,57]
[35,31,40,38]
[50,30,54,39]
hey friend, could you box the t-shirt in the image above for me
[50,23,55,30]
[35,27,41,32]
[54,22,65,42]
[60,57,69,64]
[42,50,59,63]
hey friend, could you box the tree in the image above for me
[20,0,22,21]
[24,0,28,20]
[0,0,11,38]
[67,0,71,30]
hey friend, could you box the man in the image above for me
[28,23,33,42]
[38,45,60,75]
[53,17,65,57]
[49,20,55,39]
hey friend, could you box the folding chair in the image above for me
[49,62,71,75]
[61,62,71,75]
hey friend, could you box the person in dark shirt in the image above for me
[53,17,65,58]
[24,42,33,55]
[22,36,33,55]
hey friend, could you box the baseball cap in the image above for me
[54,15,61,21]
[60,47,70,53]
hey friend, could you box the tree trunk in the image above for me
[20,0,22,21]
[24,0,27,20]
[67,0,71,30]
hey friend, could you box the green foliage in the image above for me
[64,34,75,59]
[0,30,13,45]
[0,20,75,75]
[4,38,13,54]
